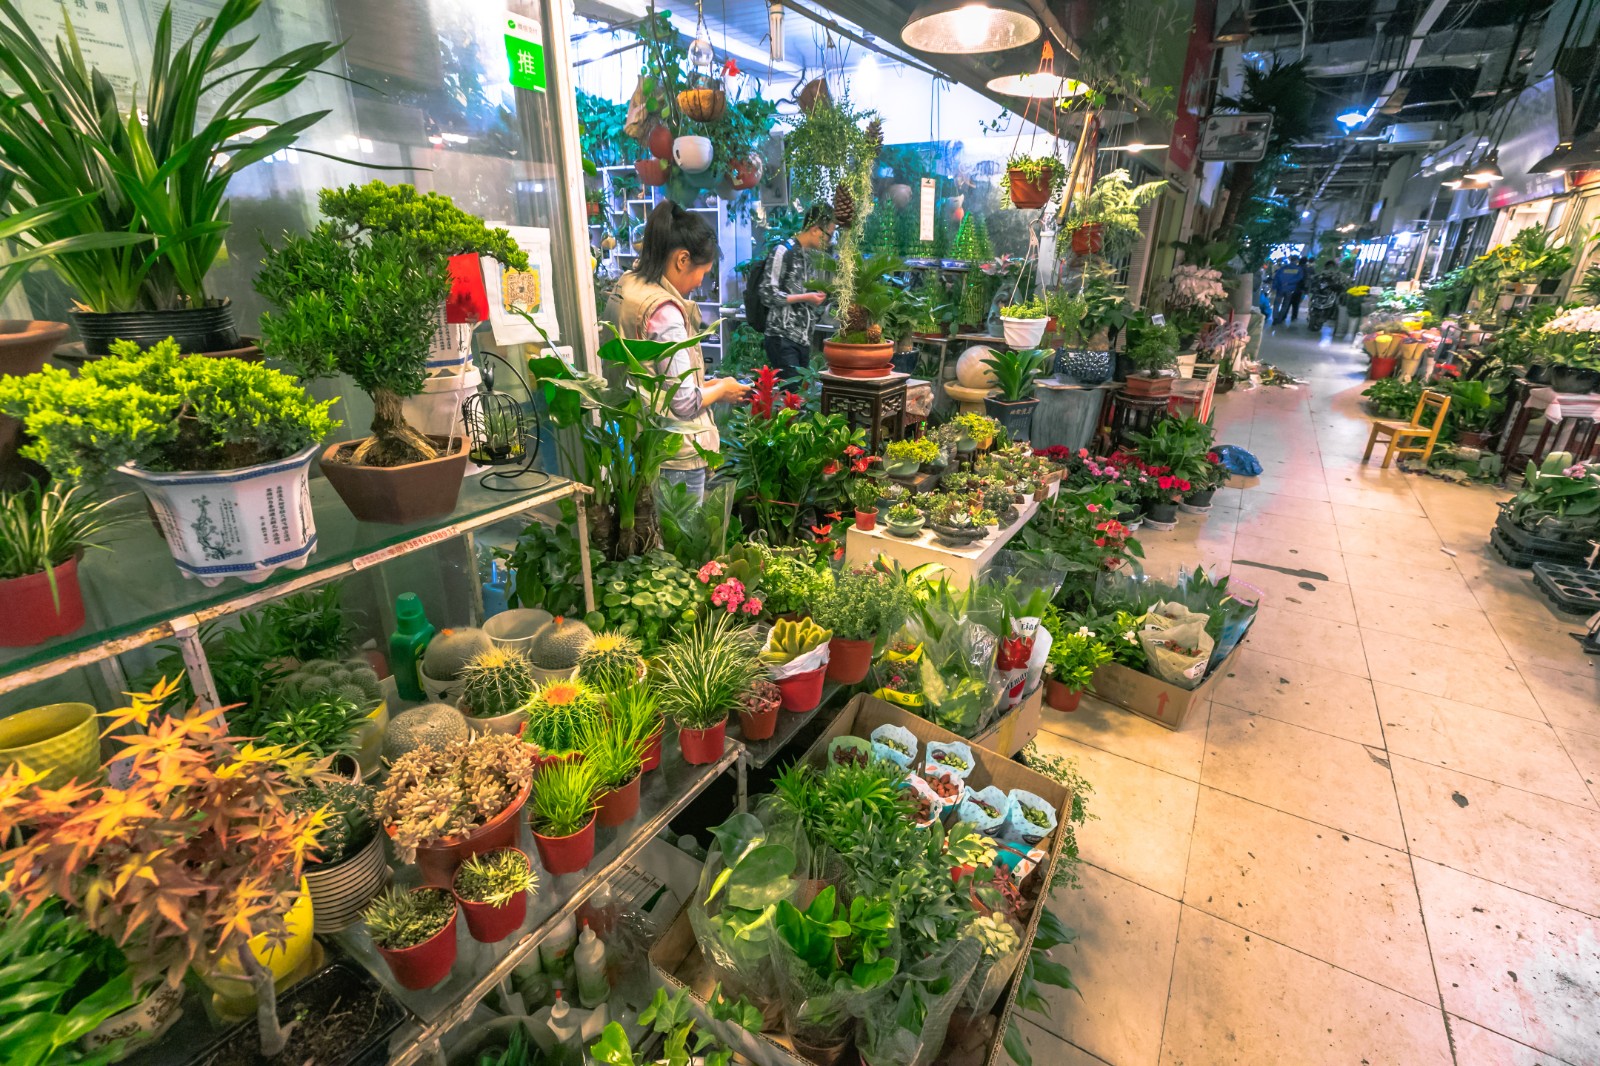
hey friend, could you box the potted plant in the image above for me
[576,629,648,692]
[736,677,782,741]
[810,568,908,685]
[982,347,1053,441]
[376,732,534,886]
[1001,153,1063,210]
[1065,170,1167,260]
[585,188,607,220]
[0,339,337,585]
[289,782,389,934]
[458,646,541,734]
[608,684,667,773]
[0,682,329,1055]
[529,759,600,875]
[362,887,458,990]
[884,436,939,478]
[929,493,995,545]
[759,616,832,711]
[817,252,910,379]
[452,848,538,943]
[998,297,1049,349]
[0,481,124,647]
[659,613,763,761]
[950,412,1001,452]
[1538,307,1600,394]
[522,677,604,766]
[0,1,342,356]
[1121,318,1180,398]
[885,500,926,537]
[848,476,884,531]
[576,714,645,827]
[271,656,389,776]
[1447,380,1501,449]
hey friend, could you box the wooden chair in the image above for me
[1363,389,1452,468]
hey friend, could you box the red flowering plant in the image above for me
[723,366,866,545]
[1015,482,1144,609]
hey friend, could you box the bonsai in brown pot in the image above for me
[256,183,529,524]
[817,251,909,379]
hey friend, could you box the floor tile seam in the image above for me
[1441,1014,1583,1066]
[1033,720,1202,784]
[1190,771,1407,852]
[1396,824,1600,923]
[1012,1017,1116,1066]
[1350,617,1513,660]
[1387,751,1600,820]
[1209,696,1385,749]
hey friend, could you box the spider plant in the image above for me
[528,760,599,838]
[575,715,644,790]
[655,614,763,730]
[0,481,126,607]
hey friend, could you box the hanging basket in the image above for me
[646,123,675,160]
[673,135,714,174]
[678,86,727,122]
[1007,166,1055,209]
[731,155,764,190]
[798,77,831,114]
[635,158,669,186]
[1070,223,1104,256]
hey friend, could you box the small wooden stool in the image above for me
[819,371,910,452]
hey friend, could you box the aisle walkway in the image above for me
[1019,326,1600,1066]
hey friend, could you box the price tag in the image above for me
[1151,313,1166,326]
[353,526,461,570]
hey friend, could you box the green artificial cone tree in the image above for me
[950,212,993,262]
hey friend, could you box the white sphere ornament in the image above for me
[956,344,999,389]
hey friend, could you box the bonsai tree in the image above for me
[1064,170,1167,261]
[817,251,912,346]
[1123,318,1179,377]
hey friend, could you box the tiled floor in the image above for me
[1017,326,1600,1066]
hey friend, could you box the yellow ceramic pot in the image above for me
[0,702,100,788]
[351,700,389,778]
[198,877,317,1017]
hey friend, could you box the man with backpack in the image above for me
[748,204,836,383]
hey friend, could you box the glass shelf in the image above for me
[739,682,853,770]
[0,474,586,695]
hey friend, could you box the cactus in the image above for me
[522,678,602,756]
[527,616,593,671]
[383,702,469,764]
[276,658,383,712]
[575,630,645,692]
[759,618,832,665]
[459,647,539,719]
[422,627,494,681]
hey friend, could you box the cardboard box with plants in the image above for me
[649,694,1075,1066]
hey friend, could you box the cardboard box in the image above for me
[971,684,1043,756]
[1086,622,1252,731]
[650,695,1071,1066]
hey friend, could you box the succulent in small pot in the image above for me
[0,480,127,647]
[884,501,925,535]
[575,629,648,692]
[363,887,458,989]
[576,714,645,827]
[736,677,782,740]
[452,847,538,943]
[529,759,600,875]
[522,677,604,765]
[659,613,763,763]
[458,646,539,733]
[291,781,387,933]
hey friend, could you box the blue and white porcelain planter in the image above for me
[121,444,320,587]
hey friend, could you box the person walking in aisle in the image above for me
[602,201,751,502]
[757,204,836,383]
[1289,256,1310,322]
[1271,255,1308,325]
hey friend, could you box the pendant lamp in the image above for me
[1466,150,1503,183]
[902,0,1041,54]
[986,40,1088,98]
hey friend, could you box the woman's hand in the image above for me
[707,376,753,405]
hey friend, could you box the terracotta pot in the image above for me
[452,848,530,942]
[636,158,669,186]
[0,553,86,647]
[640,726,665,772]
[731,155,763,190]
[533,814,597,875]
[738,701,778,741]
[0,319,67,377]
[1044,679,1081,712]
[1458,430,1488,449]
[646,123,675,160]
[395,779,530,887]
[586,201,601,220]
[1122,373,1173,399]
[596,772,642,827]
[822,339,895,378]
[854,507,877,531]
[375,894,458,989]
[825,636,874,685]
[677,87,726,122]
[1007,165,1055,208]
[678,719,727,764]
[1070,223,1104,256]
[320,435,469,524]
[775,666,826,712]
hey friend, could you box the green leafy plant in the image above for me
[453,848,538,906]
[522,678,603,757]
[810,567,909,642]
[1000,153,1065,208]
[575,713,644,791]
[317,182,529,269]
[290,781,376,866]
[0,481,126,608]
[0,0,341,311]
[362,888,455,951]
[1128,415,1214,484]
[0,899,138,1066]
[1065,169,1167,261]
[1361,378,1424,419]
[657,612,763,730]
[376,734,533,862]
[0,339,338,484]
[260,585,357,664]
[590,986,757,1066]
[847,476,885,513]
[496,504,587,618]
[982,348,1053,401]
[885,437,940,465]
[528,759,598,838]
[591,550,700,650]
[606,684,665,749]
[659,481,742,571]
[999,297,1047,319]
[886,501,922,525]
[1507,452,1600,539]
[749,544,833,616]
[722,384,863,546]
[816,250,913,345]
[1002,907,1081,1066]
[577,89,639,167]
[251,695,369,760]
[1044,631,1113,693]
[1122,319,1179,375]
[1444,379,1501,434]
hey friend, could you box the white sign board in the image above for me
[919,178,936,243]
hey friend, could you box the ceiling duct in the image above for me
[1384,121,1444,145]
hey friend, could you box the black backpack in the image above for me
[743,250,771,333]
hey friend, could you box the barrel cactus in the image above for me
[383,702,470,764]
[575,630,646,692]
[522,678,602,756]
[422,627,494,681]
[459,647,539,719]
[527,616,593,672]
[277,658,383,712]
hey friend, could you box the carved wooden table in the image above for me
[819,371,910,452]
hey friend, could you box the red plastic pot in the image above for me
[738,702,778,741]
[596,773,641,827]
[1007,165,1055,209]
[396,780,531,887]
[825,637,874,685]
[635,158,669,186]
[854,508,877,532]
[647,123,675,160]
[1367,356,1397,380]
[533,814,597,876]
[0,554,86,647]
[775,666,826,712]
[452,849,530,943]
[375,893,458,989]
[640,727,664,772]
[1070,223,1103,256]
[1045,678,1082,713]
[678,719,728,764]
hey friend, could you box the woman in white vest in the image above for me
[603,201,750,501]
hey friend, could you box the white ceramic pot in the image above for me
[419,663,467,705]
[82,978,184,1058]
[402,364,480,443]
[122,444,320,586]
[303,831,390,933]
[482,607,552,656]
[673,135,713,173]
[1000,317,1047,349]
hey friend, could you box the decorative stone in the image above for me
[955,345,999,389]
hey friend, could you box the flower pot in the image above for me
[533,814,597,875]
[1458,430,1489,449]
[738,701,779,740]
[399,779,531,887]
[1045,678,1081,712]
[1006,165,1055,209]
[69,299,240,358]
[826,636,875,684]
[887,517,926,538]
[123,443,320,587]
[596,773,642,827]
[1186,487,1216,507]
[1525,362,1550,384]
[932,523,987,547]
[304,831,390,934]
[0,318,67,377]
[375,895,458,990]
[823,339,895,378]
[678,87,727,122]
[201,879,317,1013]
[1070,223,1104,256]
[672,135,713,174]
[645,122,676,159]
[1549,366,1599,394]
[640,726,665,772]
[320,435,470,525]
[0,701,99,788]
[1058,348,1113,384]
[452,849,531,942]
[82,979,184,1059]
[854,507,878,531]
[1367,355,1397,380]
[885,457,920,477]
[1122,373,1173,399]
[983,395,1040,442]
[0,553,86,647]
[636,158,669,186]
[1148,501,1179,523]
[1000,316,1047,348]
[678,719,728,764]
[482,607,554,657]
[402,364,480,444]
[774,665,826,712]
[732,155,764,190]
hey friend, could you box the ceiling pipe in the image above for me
[1018,0,1082,60]
[1357,0,1453,134]
[774,0,954,84]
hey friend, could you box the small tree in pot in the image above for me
[1121,317,1179,398]
[810,568,910,685]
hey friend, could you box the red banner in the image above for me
[1168,0,1216,175]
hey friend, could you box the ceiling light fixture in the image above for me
[902,0,1040,54]
[1467,149,1503,182]
[1213,7,1253,44]
[1335,107,1371,130]
[987,40,1088,98]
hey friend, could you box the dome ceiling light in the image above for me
[902,0,1041,54]
[985,40,1087,99]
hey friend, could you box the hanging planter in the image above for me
[1007,165,1056,209]
[636,158,670,186]
[672,135,714,174]
[1000,316,1048,348]
[647,123,675,160]
[678,86,727,122]
[731,155,764,190]
[1070,223,1104,256]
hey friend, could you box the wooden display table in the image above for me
[844,498,1039,589]
[818,370,909,452]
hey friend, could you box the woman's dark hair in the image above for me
[636,200,718,284]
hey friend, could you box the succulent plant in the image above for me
[383,702,470,764]
[458,646,538,719]
[363,887,455,950]
[290,781,377,866]
[453,848,539,906]
[522,678,602,756]
[422,627,494,681]
[528,616,593,671]
[575,629,646,692]
[275,658,383,713]
[376,734,533,862]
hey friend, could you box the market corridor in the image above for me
[1019,325,1600,1066]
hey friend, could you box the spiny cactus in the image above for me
[276,658,383,712]
[422,627,494,680]
[527,616,593,671]
[575,630,645,692]
[522,678,602,756]
[459,646,538,719]
[383,702,469,764]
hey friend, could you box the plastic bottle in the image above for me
[540,911,578,975]
[388,593,434,701]
[578,883,618,937]
[530,991,582,1057]
[575,922,610,1008]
